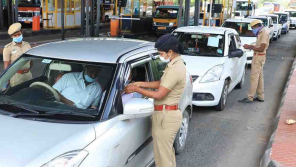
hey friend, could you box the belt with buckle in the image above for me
[154,104,179,111]
[17,69,29,74]
[254,53,265,56]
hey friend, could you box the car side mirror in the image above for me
[229,49,244,58]
[123,98,154,119]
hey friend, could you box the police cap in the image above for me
[8,23,22,36]
[155,34,182,53]
[250,19,263,27]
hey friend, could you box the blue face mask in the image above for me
[84,74,96,83]
[13,35,23,43]
[252,27,260,36]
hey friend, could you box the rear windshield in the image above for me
[222,22,255,37]
[154,8,178,19]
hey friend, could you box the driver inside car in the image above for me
[53,65,102,109]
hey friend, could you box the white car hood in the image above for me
[181,55,226,76]
[0,115,95,167]
[240,37,257,45]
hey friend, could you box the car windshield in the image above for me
[222,22,256,37]
[254,18,268,26]
[288,11,296,17]
[0,55,116,121]
[236,1,253,11]
[276,14,288,22]
[154,8,178,19]
[270,16,278,24]
[174,32,225,57]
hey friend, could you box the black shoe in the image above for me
[254,97,264,102]
[238,98,253,103]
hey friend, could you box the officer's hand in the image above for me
[243,44,250,49]
[22,69,30,73]
[125,85,137,94]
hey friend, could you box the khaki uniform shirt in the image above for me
[254,27,270,55]
[154,56,186,106]
[3,41,32,87]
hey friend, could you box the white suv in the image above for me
[173,26,247,111]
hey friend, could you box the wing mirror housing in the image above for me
[122,98,154,120]
[229,49,244,58]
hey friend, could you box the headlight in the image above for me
[169,22,175,27]
[200,65,224,83]
[153,22,157,26]
[41,150,88,167]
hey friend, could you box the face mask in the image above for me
[13,35,23,43]
[252,27,260,36]
[84,74,96,83]
[159,53,171,63]
[217,49,223,54]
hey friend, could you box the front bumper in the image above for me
[192,79,224,106]
[290,23,296,28]
[281,27,288,33]
[153,26,177,34]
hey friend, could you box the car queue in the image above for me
[0,10,293,167]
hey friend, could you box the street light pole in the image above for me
[61,0,65,40]
[95,0,101,36]
[15,0,18,23]
[177,0,184,27]
[86,0,90,36]
[194,0,200,26]
[81,0,85,36]
[184,0,190,26]
[90,0,94,36]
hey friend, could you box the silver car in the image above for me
[0,38,193,167]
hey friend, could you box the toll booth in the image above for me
[120,0,153,34]
[42,0,82,29]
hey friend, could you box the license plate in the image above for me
[24,21,31,24]
[158,27,166,30]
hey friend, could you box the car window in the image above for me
[223,22,255,37]
[149,55,166,80]
[229,35,237,51]
[235,35,241,47]
[174,32,225,57]
[0,54,116,121]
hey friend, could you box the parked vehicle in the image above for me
[235,0,258,17]
[17,0,43,24]
[274,12,290,34]
[0,38,193,167]
[173,26,247,111]
[248,16,274,42]
[285,9,296,28]
[222,18,257,65]
[260,14,282,40]
[153,5,193,34]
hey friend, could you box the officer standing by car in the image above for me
[3,23,33,87]
[239,19,270,103]
[125,34,186,167]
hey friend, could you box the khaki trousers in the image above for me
[152,109,182,167]
[247,55,266,101]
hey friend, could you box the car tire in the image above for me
[174,110,189,155]
[215,80,229,111]
[273,34,278,41]
[236,66,246,89]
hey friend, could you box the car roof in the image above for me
[274,12,289,14]
[249,16,270,19]
[225,18,257,23]
[157,5,179,9]
[174,26,237,35]
[260,14,278,17]
[27,38,154,63]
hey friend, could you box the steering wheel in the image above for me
[29,82,60,102]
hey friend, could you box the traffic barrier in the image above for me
[32,16,40,31]
[110,19,119,37]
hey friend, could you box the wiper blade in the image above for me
[13,111,96,119]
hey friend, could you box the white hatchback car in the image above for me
[0,38,193,167]
[260,14,282,40]
[173,26,247,111]
[222,18,257,64]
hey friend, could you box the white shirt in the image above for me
[53,72,102,109]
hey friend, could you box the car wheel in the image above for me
[215,80,229,111]
[174,110,189,155]
[236,66,246,89]
[274,34,278,41]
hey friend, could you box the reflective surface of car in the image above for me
[0,38,193,167]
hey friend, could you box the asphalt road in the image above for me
[175,30,296,167]
[0,29,295,167]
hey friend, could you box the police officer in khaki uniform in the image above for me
[125,34,186,167]
[3,23,33,87]
[239,19,270,103]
